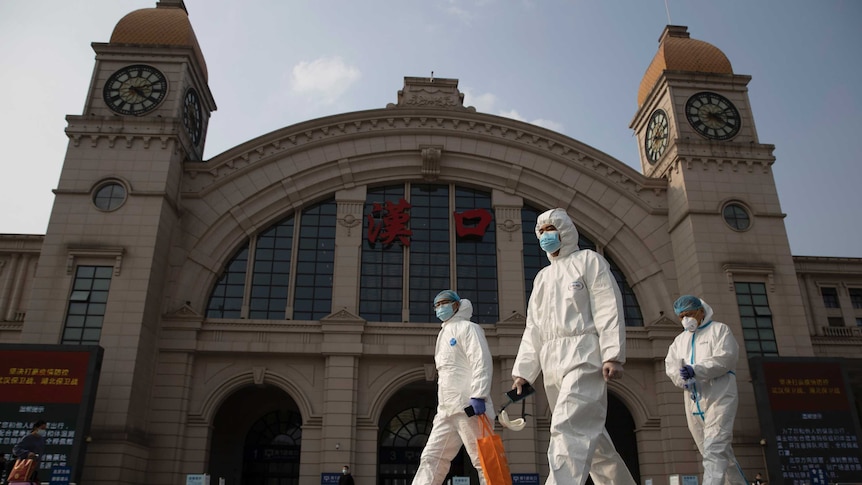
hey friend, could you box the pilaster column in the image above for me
[6,253,30,321]
[332,186,367,313]
[492,191,525,318]
[320,315,364,475]
[1,253,21,321]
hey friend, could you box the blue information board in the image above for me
[321,472,342,485]
[49,465,72,484]
[512,473,540,484]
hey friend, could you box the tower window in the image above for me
[93,181,127,211]
[849,288,862,309]
[722,202,751,231]
[62,266,113,345]
[735,282,778,357]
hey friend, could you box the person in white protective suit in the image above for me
[664,295,747,485]
[412,290,496,485]
[511,208,636,485]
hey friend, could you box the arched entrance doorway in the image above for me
[209,385,302,485]
[585,392,641,484]
[378,381,480,485]
[607,392,640,482]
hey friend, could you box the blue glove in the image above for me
[680,365,695,380]
[469,398,486,416]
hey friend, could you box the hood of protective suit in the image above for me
[441,298,473,326]
[535,208,580,260]
[695,298,715,329]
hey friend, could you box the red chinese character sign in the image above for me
[367,199,412,247]
[0,344,103,485]
[454,208,492,239]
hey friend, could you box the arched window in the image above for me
[205,198,336,320]
[379,406,434,485]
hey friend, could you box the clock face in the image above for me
[645,109,669,164]
[183,88,203,146]
[103,64,167,115]
[685,91,741,140]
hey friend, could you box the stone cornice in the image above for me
[793,255,862,266]
[65,115,183,152]
[182,109,667,207]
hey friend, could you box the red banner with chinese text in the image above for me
[0,350,90,403]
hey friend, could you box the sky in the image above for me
[1,1,860,258]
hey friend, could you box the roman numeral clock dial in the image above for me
[645,109,669,164]
[103,64,167,116]
[183,88,203,146]
[685,91,741,140]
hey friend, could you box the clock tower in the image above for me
[630,24,811,348]
[22,1,216,481]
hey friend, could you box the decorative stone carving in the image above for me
[420,145,442,181]
[497,219,521,241]
[66,246,125,276]
[388,77,476,112]
[253,366,266,386]
[722,263,775,292]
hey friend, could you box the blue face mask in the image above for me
[539,231,561,253]
[435,303,455,321]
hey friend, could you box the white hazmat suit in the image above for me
[664,298,746,485]
[412,298,496,485]
[513,208,636,485]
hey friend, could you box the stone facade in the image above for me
[1,4,860,485]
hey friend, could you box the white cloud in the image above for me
[462,88,498,113]
[445,5,473,24]
[290,57,361,105]
[481,103,565,132]
[498,109,525,122]
[529,118,565,132]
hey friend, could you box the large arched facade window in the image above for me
[521,205,644,326]
[359,183,499,323]
[205,196,641,325]
[205,198,336,320]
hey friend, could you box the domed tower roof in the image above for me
[110,1,207,80]
[638,25,732,106]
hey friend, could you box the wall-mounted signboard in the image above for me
[0,344,103,485]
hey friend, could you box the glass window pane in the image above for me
[293,200,336,320]
[206,244,250,318]
[360,186,408,323]
[735,282,777,357]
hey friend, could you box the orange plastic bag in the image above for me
[477,414,512,485]
[8,457,37,482]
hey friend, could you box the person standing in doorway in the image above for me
[512,208,636,485]
[339,465,355,485]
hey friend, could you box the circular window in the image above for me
[93,182,127,211]
[722,202,751,231]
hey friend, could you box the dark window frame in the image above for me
[61,265,113,345]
